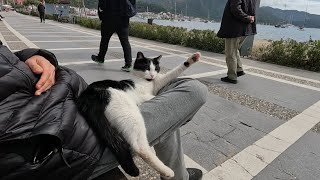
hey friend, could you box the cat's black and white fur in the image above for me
[77,52,201,178]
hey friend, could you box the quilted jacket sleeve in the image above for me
[14,48,59,67]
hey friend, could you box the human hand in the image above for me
[25,55,56,96]
[249,16,255,23]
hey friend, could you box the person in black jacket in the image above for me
[91,0,136,72]
[0,43,102,180]
[217,0,257,84]
[37,1,46,23]
[0,43,207,180]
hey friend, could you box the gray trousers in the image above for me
[91,79,208,180]
[225,37,247,80]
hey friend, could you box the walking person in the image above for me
[0,9,5,21]
[91,0,136,72]
[37,1,46,23]
[217,0,257,84]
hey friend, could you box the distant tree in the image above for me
[84,0,97,9]
[23,0,40,6]
[45,0,59,3]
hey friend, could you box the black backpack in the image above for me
[98,0,136,18]
[124,0,137,17]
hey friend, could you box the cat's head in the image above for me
[133,52,162,80]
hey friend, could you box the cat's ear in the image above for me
[136,52,145,59]
[154,55,162,62]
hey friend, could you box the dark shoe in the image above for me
[121,65,132,72]
[187,168,203,180]
[91,55,104,63]
[221,77,237,84]
[237,71,245,77]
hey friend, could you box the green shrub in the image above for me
[286,40,308,67]
[307,40,320,71]
[45,14,54,20]
[129,22,224,53]
[30,11,38,17]
[77,17,101,30]
[257,39,320,72]
[182,29,224,53]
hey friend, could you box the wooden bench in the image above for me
[93,167,128,180]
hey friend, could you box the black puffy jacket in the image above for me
[217,0,257,38]
[0,45,104,180]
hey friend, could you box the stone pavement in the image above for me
[1,12,320,180]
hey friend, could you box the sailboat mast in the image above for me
[185,1,188,17]
[304,0,308,25]
[174,0,177,19]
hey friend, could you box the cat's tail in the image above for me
[77,87,139,177]
[104,119,140,177]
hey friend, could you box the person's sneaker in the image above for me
[121,65,132,72]
[221,77,238,84]
[237,71,245,77]
[187,168,203,180]
[91,55,104,63]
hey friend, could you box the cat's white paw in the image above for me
[187,52,201,65]
[161,167,175,179]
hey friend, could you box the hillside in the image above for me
[257,7,320,28]
[84,0,320,28]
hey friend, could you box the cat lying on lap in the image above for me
[77,52,201,179]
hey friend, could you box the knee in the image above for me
[119,37,129,43]
[179,79,208,106]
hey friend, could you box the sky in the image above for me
[260,0,320,15]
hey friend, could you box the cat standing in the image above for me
[77,52,201,179]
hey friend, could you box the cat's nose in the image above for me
[151,75,155,78]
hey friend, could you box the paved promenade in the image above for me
[1,12,320,180]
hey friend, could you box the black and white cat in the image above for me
[77,52,201,178]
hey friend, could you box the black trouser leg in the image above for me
[116,27,132,66]
[98,22,115,60]
[40,13,45,22]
